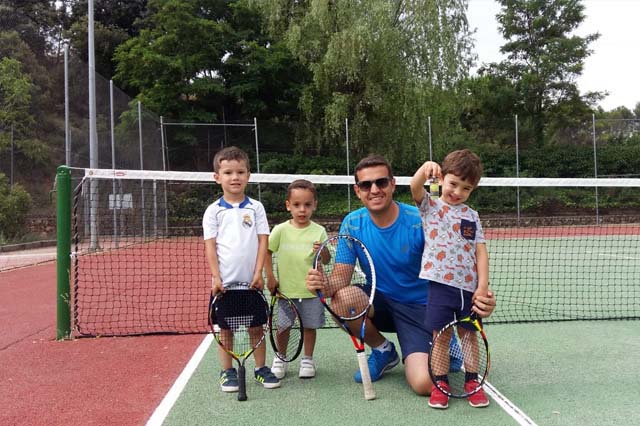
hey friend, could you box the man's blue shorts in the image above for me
[365,286,431,361]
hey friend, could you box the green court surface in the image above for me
[158,320,640,426]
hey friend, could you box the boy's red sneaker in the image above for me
[465,380,490,407]
[428,381,450,409]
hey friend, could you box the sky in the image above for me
[466,0,640,111]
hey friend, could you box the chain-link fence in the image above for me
[65,52,164,171]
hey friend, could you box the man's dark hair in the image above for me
[353,154,393,182]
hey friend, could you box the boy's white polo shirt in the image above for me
[202,196,270,285]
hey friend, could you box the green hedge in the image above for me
[166,144,640,225]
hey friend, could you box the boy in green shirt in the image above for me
[265,180,329,379]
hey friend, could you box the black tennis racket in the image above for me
[268,289,304,363]
[428,311,490,398]
[313,235,376,400]
[209,282,269,401]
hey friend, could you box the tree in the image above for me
[0,0,60,56]
[113,0,309,168]
[488,0,601,146]
[459,74,520,146]
[0,172,32,242]
[0,56,48,165]
[253,0,475,162]
[63,0,148,78]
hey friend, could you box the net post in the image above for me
[56,166,72,340]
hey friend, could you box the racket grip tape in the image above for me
[237,365,247,401]
[357,351,376,400]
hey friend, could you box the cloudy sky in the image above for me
[467,0,640,111]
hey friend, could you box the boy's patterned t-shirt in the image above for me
[418,191,485,292]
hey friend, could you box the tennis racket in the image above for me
[209,282,269,401]
[428,311,490,398]
[268,289,304,363]
[313,235,376,400]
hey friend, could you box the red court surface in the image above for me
[0,262,204,426]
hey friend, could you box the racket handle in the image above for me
[237,365,247,401]
[357,351,376,400]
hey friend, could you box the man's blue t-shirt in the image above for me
[339,202,428,304]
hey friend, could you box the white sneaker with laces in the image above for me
[271,357,288,379]
[299,358,316,379]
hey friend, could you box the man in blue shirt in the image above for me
[305,154,497,396]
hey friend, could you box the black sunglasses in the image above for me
[356,176,392,191]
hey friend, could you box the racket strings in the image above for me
[431,326,488,397]
[212,289,268,355]
[318,238,372,321]
[271,297,303,360]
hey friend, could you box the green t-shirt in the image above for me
[269,220,328,299]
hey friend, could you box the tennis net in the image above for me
[62,168,640,336]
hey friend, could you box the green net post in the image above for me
[56,166,72,340]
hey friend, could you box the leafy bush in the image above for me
[0,173,32,241]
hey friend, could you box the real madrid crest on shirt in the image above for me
[242,213,253,228]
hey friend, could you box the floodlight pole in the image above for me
[138,101,147,237]
[88,0,99,250]
[64,43,70,166]
[110,80,118,247]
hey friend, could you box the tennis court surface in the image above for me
[3,170,639,424]
[3,244,640,425]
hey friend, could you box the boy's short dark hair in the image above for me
[287,179,317,200]
[354,154,393,182]
[441,149,483,186]
[212,146,250,172]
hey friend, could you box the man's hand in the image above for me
[305,268,324,295]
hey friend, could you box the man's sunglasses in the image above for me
[355,176,392,191]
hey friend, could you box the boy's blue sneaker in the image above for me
[354,343,400,383]
[219,368,239,392]
[254,366,281,389]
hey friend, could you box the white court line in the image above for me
[484,380,538,426]
[146,334,213,426]
[588,251,640,260]
[0,253,56,258]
